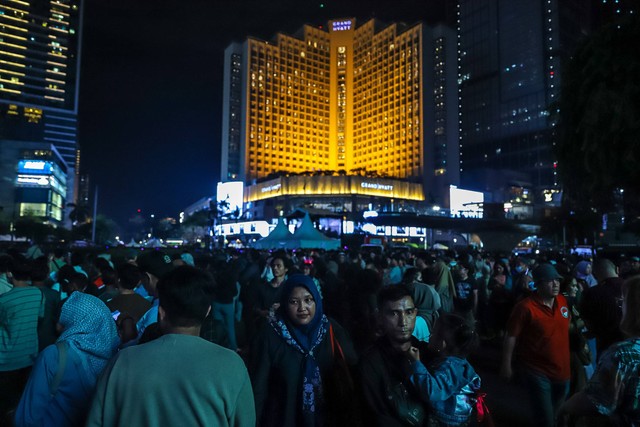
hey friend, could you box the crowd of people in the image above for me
[1,242,639,426]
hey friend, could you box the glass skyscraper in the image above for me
[0,0,83,223]
[457,0,590,202]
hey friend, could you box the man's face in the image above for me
[271,259,287,278]
[380,296,417,344]
[537,278,560,299]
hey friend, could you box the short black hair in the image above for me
[67,272,89,293]
[101,266,118,287]
[10,256,31,281]
[30,257,50,282]
[0,254,14,274]
[157,266,216,328]
[53,248,65,259]
[117,263,141,290]
[377,284,414,310]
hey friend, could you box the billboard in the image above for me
[18,160,52,174]
[216,181,244,218]
[449,186,484,219]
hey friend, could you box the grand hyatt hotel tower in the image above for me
[221,18,458,220]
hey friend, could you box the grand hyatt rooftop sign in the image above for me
[246,176,423,202]
[332,20,353,31]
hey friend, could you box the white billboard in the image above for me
[216,181,244,218]
[449,186,484,219]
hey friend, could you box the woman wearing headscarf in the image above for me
[430,260,457,314]
[14,292,120,427]
[249,274,358,427]
[574,260,597,288]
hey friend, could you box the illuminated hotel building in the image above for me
[0,0,82,224]
[221,18,459,220]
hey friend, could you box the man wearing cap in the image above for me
[500,263,571,427]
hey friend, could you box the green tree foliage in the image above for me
[13,216,55,243]
[555,15,640,214]
[68,203,90,226]
[74,215,119,245]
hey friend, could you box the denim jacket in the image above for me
[410,356,481,426]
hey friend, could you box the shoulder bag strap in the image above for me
[329,323,335,357]
[50,341,68,397]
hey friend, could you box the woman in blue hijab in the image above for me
[249,274,358,427]
[15,292,120,427]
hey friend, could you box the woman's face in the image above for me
[302,265,312,276]
[286,286,316,327]
[271,258,288,279]
[495,264,504,274]
[569,280,579,296]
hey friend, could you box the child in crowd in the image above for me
[408,313,485,427]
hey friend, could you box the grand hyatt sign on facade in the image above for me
[361,182,393,191]
[246,176,423,202]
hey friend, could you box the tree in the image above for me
[180,209,209,244]
[554,15,640,215]
[13,215,55,243]
[68,203,90,226]
[155,217,177,240]
[74,215,119,245]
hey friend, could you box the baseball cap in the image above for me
[532,263,562,282]
[137,250,173,279]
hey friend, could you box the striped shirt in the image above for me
[0,286,43,371]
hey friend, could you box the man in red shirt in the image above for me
[500,263,571,427]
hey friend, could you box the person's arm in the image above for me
[230,369,256,427]
[500,335,517,380]
[14,347,56,427]
[409,358,468,401]
[556,391,598,426]
[247,325,272,422]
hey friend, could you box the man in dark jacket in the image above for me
[579,258,625,361]
[358,285,430,426]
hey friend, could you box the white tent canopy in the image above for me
[285,212,341,250]
[252,217,293,249]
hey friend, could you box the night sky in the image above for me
[78,0,449,226]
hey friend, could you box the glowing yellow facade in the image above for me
[225,18,425,185]
[0,0,81,109]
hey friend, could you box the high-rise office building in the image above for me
[221,18,459,219]
[0,0,83,223]
[457,0,590,206]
